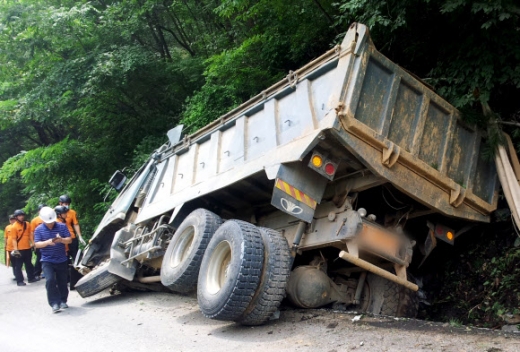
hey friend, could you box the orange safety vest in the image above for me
[30,216,44,234]
[8,221,31,250]
[64,209,79,238]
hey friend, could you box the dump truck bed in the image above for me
[127,23,497,228]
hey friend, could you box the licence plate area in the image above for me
[357,222,401,261]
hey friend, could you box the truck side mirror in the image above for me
[109,170,127,192]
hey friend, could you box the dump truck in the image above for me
[75,23,498,325]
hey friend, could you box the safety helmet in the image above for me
[54,205,69,215]
[38,203,47,211]
[39,207,57,224]
[13,209,26,217]
[9,214,15,220]
[59,195,72,203]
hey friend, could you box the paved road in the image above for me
[1,266,518,352]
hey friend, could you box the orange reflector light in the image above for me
[324,162,335,175]
[446,231,454,240]
[312,155,323,168]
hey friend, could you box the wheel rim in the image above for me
[206,240,232,295]
[170,226,195,268]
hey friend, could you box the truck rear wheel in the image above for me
[160,208,222,293]
[236,227,291,326]
[365,272,418,318]
[197,220,264,321]
[75,260,121,298]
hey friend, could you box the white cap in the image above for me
[39,206,57,224]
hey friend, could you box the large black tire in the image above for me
[365,272,419,318]
[160,208,222,293]
[197,220,264,321]
[75,261,121,298]
[236,227,291,326]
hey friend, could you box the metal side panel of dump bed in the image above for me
[135,23,497,225]
[133,29,358,224]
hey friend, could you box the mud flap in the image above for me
[108,227,137,281]
[419,223,437,267]
[419,221,456,267]
[270,162,328,223]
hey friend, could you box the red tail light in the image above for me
[324,163,335,175]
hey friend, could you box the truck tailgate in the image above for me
[336,24,497,221]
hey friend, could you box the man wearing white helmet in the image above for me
[34,206,72,313]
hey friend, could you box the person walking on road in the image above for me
[30,204,47,278]
[56,204,84,289]
[7,209,39,286]
[34,206,72,313]
[58,195,86,261]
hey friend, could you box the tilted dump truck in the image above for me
[75,23,498,325]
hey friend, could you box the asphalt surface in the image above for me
[1,266,519,352]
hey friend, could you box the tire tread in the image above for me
[199,220,264,321]
[237,227,291,326]
[366,272,418,318]
[162,209,222,293]
[75,261,121,298]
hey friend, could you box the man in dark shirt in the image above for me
[34,206,72,313]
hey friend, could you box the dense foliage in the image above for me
[0,0,519,324]
[422,221,520,328]
[0,0,338,231]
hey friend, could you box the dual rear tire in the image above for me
[196,222,291,325]
[236,227,291,325]
[160,209,292,325]
[197,220,264,321]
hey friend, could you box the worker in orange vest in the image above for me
[58,195,86,262]
[8,209,40,286]
[55,205,70,251]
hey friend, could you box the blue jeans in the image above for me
[42,261,69,306]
